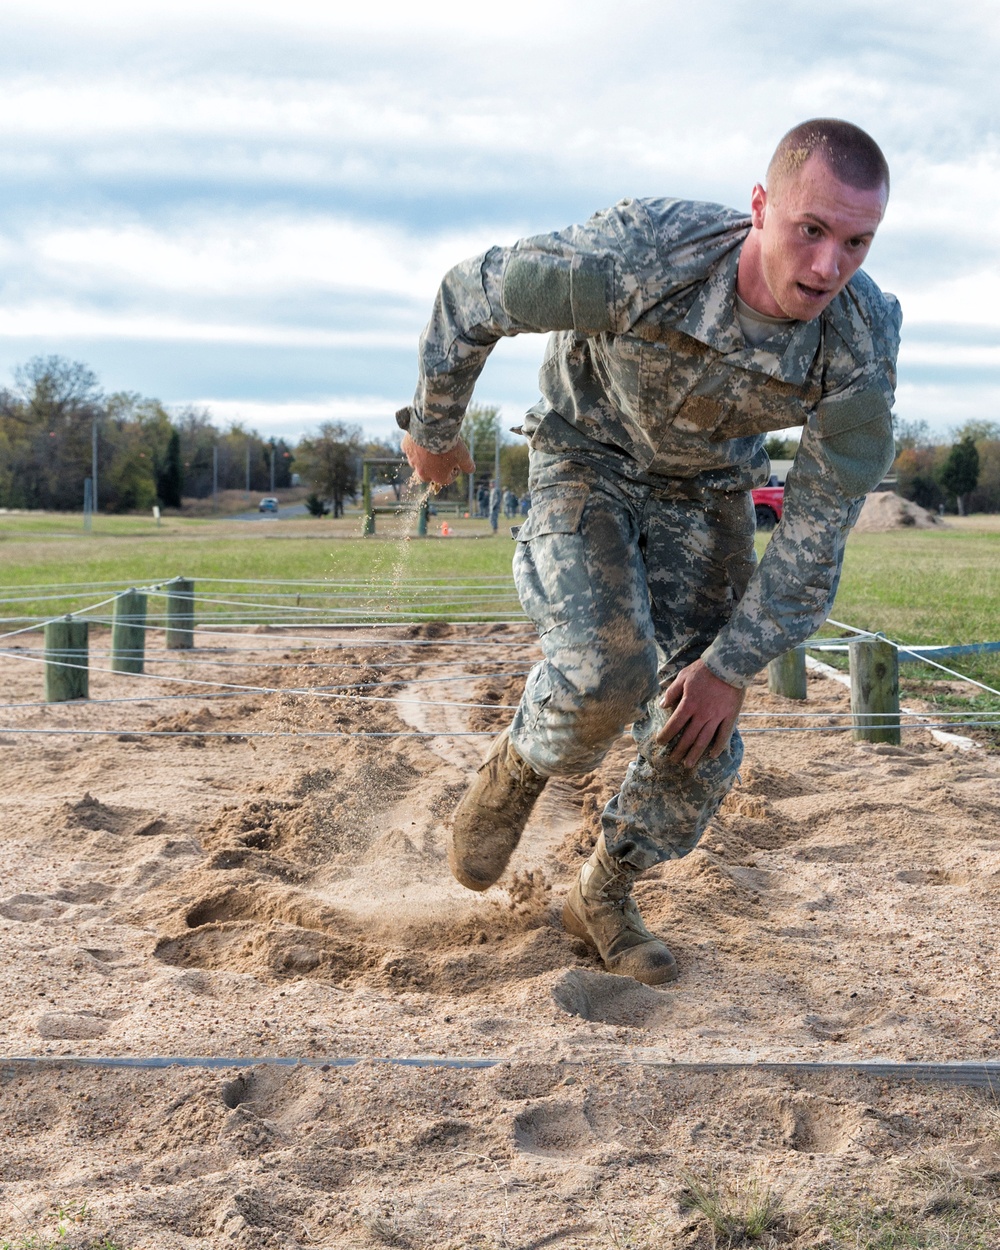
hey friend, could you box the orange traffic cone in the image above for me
[441,522,451,537]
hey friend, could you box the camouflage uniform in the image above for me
[398,197,901,870]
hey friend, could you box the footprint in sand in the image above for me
[0,894,69,922]
[550,968,672,1026]
[775,1093,868,1155]
[513,1097,596,1157]
[35,1009,122,1040]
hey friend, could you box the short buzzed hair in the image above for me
[767,118,890,198]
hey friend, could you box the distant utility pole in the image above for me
[245,443,251,499]
[91,418,99,513]
[269,440,275,493]
[494,414,501,489]
[212,445,219,510]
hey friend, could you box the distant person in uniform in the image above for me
[489,480,502,532]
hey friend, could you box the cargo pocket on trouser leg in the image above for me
[512,482,591,638]
[510,480,657,777]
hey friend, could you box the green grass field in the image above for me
[2,509,998,710]
[0,509,521,628]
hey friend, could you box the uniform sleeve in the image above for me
[701,295,902,686]
[397,206,649,453]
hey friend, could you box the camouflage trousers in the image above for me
[507,452,757,872]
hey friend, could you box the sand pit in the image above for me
[2,624,1000,1248]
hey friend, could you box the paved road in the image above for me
[231,503,309,521]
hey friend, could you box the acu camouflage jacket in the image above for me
[397,198,902,685]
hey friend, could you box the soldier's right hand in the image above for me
[402,433,476,489]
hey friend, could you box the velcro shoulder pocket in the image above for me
[815,389,895,498]
[502,254,614,334]
[514,483,590,541]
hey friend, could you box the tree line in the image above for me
[9,355,990,518]
[0,356,301,513]
[891,419,999,516]
[0,358,531,515]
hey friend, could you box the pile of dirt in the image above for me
[2,623,1000,1248]
[854,491,946,532]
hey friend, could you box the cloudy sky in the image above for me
[1,0,998,443]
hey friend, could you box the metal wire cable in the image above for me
[0,649,523,713]
[1,720,996,742]
[825,616,1000,700]
[0,647,536,672]
[0,670,531,711]
[0,594,124,643]
[0,624,540,649]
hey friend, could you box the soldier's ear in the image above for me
[750,183,767,229]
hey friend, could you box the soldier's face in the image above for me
[751,155,886,320]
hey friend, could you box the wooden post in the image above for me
[165,577,195,650]
[767,645,807,700]
[45,616,88,702]
[849,636,900,744]
[417,498,429,537]
[111,588,147,673]
[362,463,374,536]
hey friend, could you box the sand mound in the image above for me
[854,491,946,532]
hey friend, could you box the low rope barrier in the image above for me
[0,579,995,747]
[3,1055,999,1088]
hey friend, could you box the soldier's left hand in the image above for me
[655,659,745,768]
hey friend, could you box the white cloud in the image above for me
[193,396,401,439]
[895,380,1000,433]
[0,304,412,347]
[1,0,999,425]
[187,394,531,443]
[33,215,495,301]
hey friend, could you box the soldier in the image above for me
[397,119,900,985]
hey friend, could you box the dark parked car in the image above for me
[258,497,279,513]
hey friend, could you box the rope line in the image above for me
[0,648,535,672]
[0,650,523,713]
[826,616,1000,700]
[2,1056,999,1088]
[0,670,531,711]
[1,721,995,742]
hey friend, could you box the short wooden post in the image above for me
[417,499,429,537]
[362,463,375,536]
[165,577,195,650]
[44,616,89,702]
[111,588,147,673]
[849,636,900,744]
[767,645,807,700]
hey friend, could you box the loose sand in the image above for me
[2,624,1000,1248]
[853,493,946,533]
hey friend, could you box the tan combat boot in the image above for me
[448,728,548,891]
[562,833,678,985]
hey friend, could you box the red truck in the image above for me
[751,483,784,530]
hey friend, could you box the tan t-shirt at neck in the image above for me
[735,292,796,349]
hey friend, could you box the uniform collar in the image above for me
[676,241,822,388]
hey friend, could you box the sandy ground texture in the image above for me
[2,622,1000,1248]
